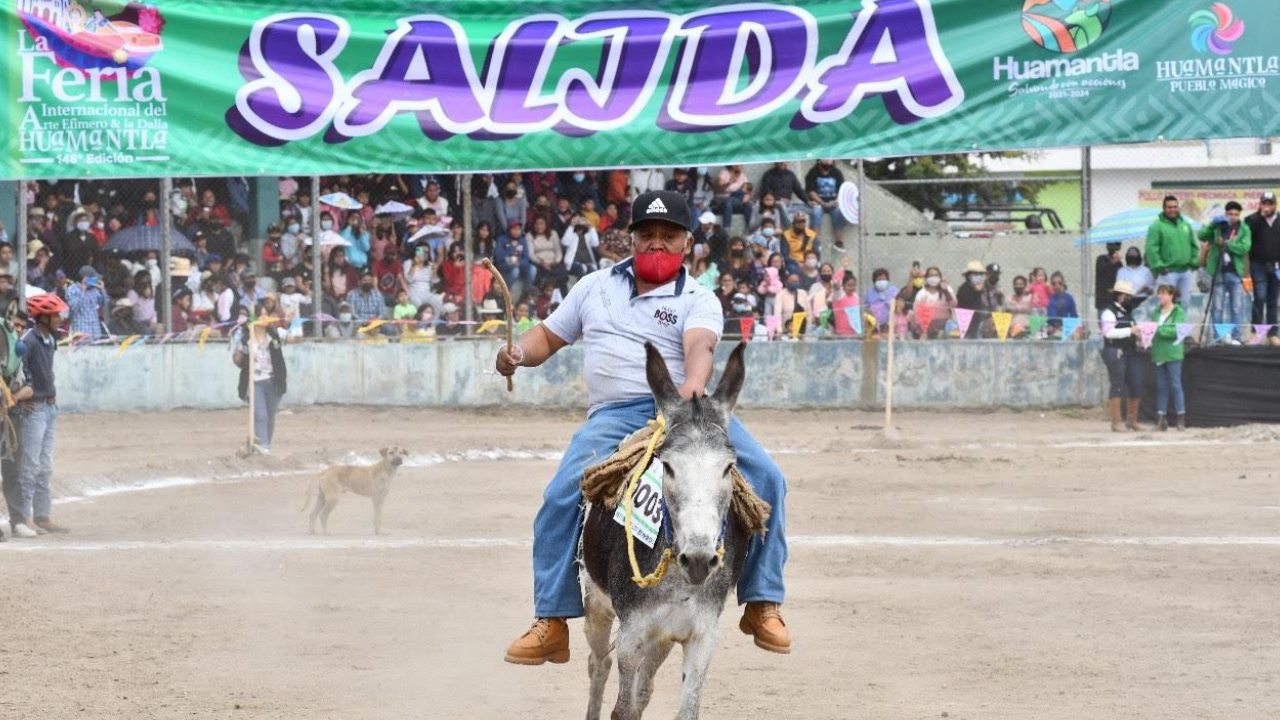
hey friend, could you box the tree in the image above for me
[864,153,1047,219]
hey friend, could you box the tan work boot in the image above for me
[1108,398,1123,433]
[504,618,570,665]
[1125,399,1144,432]
[34,517,70,534]
[739,602,791,654]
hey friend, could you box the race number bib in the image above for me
[613,459,665,548]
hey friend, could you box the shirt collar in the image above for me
[612,258,687,299]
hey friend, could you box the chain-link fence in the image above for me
[5,138,1276,351]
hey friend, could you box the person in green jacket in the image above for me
[1150,284,1188,431]
[1198,201,1252,345]
[1145,196,1199,310]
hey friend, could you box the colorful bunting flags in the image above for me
[842,307,863,336]
[954,308,975,338]
[1029,314,1047,336]
[1174,323,1194,346]
[739,317,755,339]
[818,310,833,329]
[1061,317,1083,342]
[1136,321,1157,349]
[914,303,936,332]
[765,315,781,339]
[790,312,807,339]
[1252,324,1272,345]
[1214,323,1236,342]
[991,312,1012,341]
[114,335,143,360]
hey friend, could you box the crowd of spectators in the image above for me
[5,166,1080,344]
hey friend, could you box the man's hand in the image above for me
[496,345,524,377]
[677,382,706,399]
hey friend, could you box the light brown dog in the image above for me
[303,446,409,535]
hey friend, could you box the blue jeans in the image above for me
[17,402,57,520]
[532,397,787,617]
[1101,346,1143,399]
[254,380,282,449]
[1157,269,1195,311]
[713,193,754,229]
[1154,361,1185,416]
[1250,262,1280,333]
[1210,270,1244,340]
[810,202,848,239]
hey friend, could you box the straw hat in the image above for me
[1112,280,1135,296]
[26,239,47,260]
[965,260,985,274]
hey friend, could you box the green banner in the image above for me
[4,0,1278,179]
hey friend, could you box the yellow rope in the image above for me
[624,414,670,588]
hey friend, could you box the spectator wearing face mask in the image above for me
[863,268,898,333]
[1099,280,1143,432]
[782,213,818,277]
[664,167,697,208]
[772,271,810,339]
[983,263,1006,312]
[341,213,372,269]
[498,181,529,233]
[956,261,991,339]
[723,236,758,287]
[1006,275,1034,338]
[1116,247,1155,312]
[558,171,598,209]
[912,267,955,339]
[58,211,99,277]
[804,260,845,333]
[1246,192,1280,341]
[346,268,386,327]
[693,212,730,267]
[798,251,822,292]
[714,273,737,316]
[1046,272,1079,338]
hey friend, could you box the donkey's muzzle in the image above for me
[677,551,720,585]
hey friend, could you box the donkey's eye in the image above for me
[723,464,733,477]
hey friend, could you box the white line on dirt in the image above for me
[7,535,1280,553]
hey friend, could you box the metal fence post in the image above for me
[1080,146,1093,330]
[311,175,323,338]
[160,177,174,333]
[856,158,867,297]
[462,174,473,336]
[15,183,27,304]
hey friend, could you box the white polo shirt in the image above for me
[544,260,724,415]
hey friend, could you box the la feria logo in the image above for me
[17,0,165,72]
[14,1,171,167]
[1188,3,1244,55]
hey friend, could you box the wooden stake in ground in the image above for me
[884,305,900,440]
[479,258,515,392]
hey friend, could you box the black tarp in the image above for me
[1135,347,1280,427]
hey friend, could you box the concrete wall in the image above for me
[54,339,1104,414]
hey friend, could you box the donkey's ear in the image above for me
[379,446,390,457]
[711,342,746,417]
[645,342,680,409]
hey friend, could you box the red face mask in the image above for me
[633,250,684,284]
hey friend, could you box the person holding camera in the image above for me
[1198,201,1252,345]
[65,265,106,340]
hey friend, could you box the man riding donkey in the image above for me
[497,190,791,664]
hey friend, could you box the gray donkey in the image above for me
[581,342,751,720]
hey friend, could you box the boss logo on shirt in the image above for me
[653,307,679,327]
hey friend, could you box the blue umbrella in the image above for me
[103,224,197,254]
[1075,209,1202,246]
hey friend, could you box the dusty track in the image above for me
[2,407,1277,719]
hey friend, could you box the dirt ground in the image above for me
[1,405,1278,719]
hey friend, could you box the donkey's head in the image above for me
[644,341,746,586]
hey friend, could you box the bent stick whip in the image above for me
[480,258,515,392]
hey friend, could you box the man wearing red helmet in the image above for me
[11,292,70,537]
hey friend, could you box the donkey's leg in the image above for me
[634,638,673,718]
[610,624,644,720]
[675,626,721,720]
[583,581,615,720]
